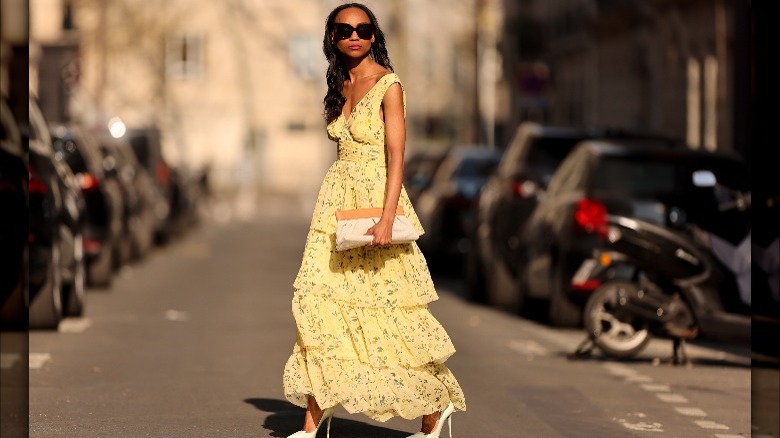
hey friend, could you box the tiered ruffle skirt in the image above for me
[282,160,466,422]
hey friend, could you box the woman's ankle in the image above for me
[303,396,324,432]
[421,412,440,434]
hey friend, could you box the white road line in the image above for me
[641,383,671,392]
[600,353,740,434]
[58,317,92,333]
[614,418,664,433]
[625,374,653,383]
[602,363,637,376]
[694,420,729,430]
[715,435,746,438]
[164,310,190,322]
[674,407,707,417]
[507,339,549,356]
[29,353,51,369]
[656,393,688,403]
[0,353,21,369]
[602,363,654,383]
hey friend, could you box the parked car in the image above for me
[465,122,607,306]
[513,139,750,327]
[123,126,174,244]
[414,145,502,264]
[404,149,447,205]
[166,164,202,239]
[96,135,157,262]
[0,96,28,329]
[50,122,123,288]
[27,97,88,329]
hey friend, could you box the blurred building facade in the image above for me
[1,0,30,122]
[27,0,496,200]
[501,0,753,161]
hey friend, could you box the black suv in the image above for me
[465,122,606,308]
[0,96,28,328]
[50,123,123,288]
[123,127,174,243]
[27,98,89,328]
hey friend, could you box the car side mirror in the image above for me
[510,170,542,199]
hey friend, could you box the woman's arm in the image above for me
[368,82,405,245]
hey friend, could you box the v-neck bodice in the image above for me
[308,72,421,236]
[341,74,387,123]
[327,73,406,167]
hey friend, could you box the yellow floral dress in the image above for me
[282,73,466,422]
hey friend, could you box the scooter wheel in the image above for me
[584,281,652,358]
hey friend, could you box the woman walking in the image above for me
[282,3,466,437]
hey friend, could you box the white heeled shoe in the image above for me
[287,406,335,438]
[406,403,455,438]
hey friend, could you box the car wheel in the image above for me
[548,266,582,327]
[486,258,521,313]
[514,262,544,320]
[464,243,487,303]
[0,247,28,329]
[63,233,86,317]
[87,244,113,289]
[584,281,652,358]
[29,243,63,330]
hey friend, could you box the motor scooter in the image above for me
[571,170,752,364]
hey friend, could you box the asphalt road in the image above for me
[11,204,776,437]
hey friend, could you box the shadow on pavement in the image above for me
[245,398,411,438]
[562,340,752,369]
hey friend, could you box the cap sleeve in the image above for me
[378,73,406,118]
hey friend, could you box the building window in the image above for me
[686,57,701,149]
[166,34,204,79]
[703,55,718,151]
[288,35,320,81]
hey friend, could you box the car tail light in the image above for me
[28,163,48,195]
[574,198,608,238]
[29,176,48,194]
[571,278,602,291]
[510,180,538,199]
[156,162,170,186]
[78,172,100,192]
[83,238,102,253]
[28,232,36,243]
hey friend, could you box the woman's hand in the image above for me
[366,218,393,246]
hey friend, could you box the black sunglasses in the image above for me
[333,23,375,40]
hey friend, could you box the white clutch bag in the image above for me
[335,207,420,251]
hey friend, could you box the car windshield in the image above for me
[525,137,582,177]
[456,155,500,179]
[591,154,748,196]
[53,136,89,173]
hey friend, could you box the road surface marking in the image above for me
[614,418,664,432]
[715,435,748,438]
[601,357,740,434]
[58,317,92,333]
[165,310,190,322]
[602,363,637,376]
[694,420,729,430]
[0,353,21,369]
[625,374,653,383]
[641,383,671,392]
[656,393,688,403]
[29,353,51,369]
[674,407,707,417]
[507,339,548,357]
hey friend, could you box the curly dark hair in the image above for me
[322,3,394,124]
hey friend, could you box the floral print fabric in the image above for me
[282,73,466,421]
